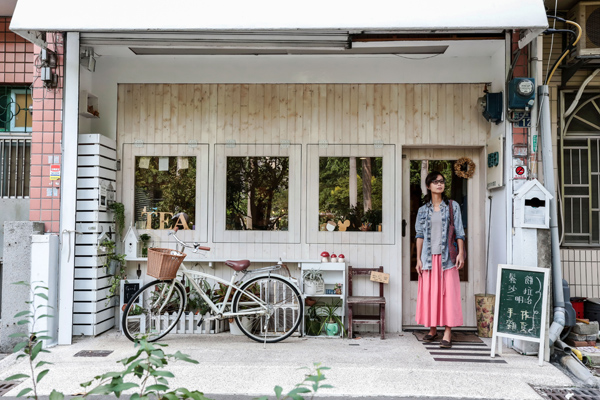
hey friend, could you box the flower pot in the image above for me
[306,318,322,336]
[475,294,495,338]
[325,322,339,336]
[304,280,318,295]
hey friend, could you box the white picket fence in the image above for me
[166,312,229,334]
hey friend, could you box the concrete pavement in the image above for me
[0,330,575,399]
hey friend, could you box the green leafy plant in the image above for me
[73,337,210,400]
[139,233,151,257]
[255,362,332,400]
[304,303,323,336]
[109,202,126,237]
[100,239,127,302]
[317,300,346,337]
[302,269,323,283]
[5,281,54,399]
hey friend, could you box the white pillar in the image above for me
[58,32,80,345]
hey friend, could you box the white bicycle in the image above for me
[121,229,303,344]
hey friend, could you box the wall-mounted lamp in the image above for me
[80,47,97,72]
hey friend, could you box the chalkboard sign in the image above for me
[491,264,549,366]
[123,282,141,305]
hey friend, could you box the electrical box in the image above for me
[486,135,503,189]
[508,78,535,110]
[478,92,503,124]
[513,179,553,229]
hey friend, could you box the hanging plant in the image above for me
[454,157,476,179]
[100,238,127,303]
[109,202,125,237]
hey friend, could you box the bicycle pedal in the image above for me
[197,317,204,327]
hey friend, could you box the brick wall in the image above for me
[1,18,63,233]
[511,31,530,184]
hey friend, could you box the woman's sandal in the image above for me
[439,339,452,348]
[423,333,438,342]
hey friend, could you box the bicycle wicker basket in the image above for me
[147,248,187,280]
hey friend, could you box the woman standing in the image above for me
[415,171,465,348]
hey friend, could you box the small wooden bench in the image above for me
[347,266,386,339]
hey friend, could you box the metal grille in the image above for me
[73,350,113,357]
[0,86,32,133]
[0,138,30,198]
[586,6,600,48]
[0,381,18,396]
[535,387,600,400]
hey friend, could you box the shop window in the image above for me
[319,157,383,232]
[0,87,32,133]
[134,156,197,230]
[307,144,395,244]
[214,144,301,243]
[226,156,289,231]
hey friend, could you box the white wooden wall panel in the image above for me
[117,83,489,332]
[74,134,117,336]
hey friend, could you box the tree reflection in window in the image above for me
[135,156,196,229]
[226,157,289,231]
[319,157,383,232]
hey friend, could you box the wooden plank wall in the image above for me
[117,83,489,331]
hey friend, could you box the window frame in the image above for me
[560,90,600,247]
[9,89,33,133]
[306,144,395,244]
[122,143,209,245]
[213,143,301,244]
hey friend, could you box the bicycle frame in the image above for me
[172,262,284,319]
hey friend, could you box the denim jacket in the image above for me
[415,200,465,271]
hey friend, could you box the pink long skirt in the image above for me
[416,254,463,327]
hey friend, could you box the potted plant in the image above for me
[317,299,346,337]
[303,269,324,295]
[139,233,152,257]
[108,202,125,237]
[305,303,323,336]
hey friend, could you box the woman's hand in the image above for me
[416,259,423,276]
[456,252,465,270]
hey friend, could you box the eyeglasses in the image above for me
[432,179,445,185]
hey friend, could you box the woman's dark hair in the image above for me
[422,171,449,204]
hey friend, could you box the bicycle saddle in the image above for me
[225,259,251,271]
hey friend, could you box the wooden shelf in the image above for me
[79,90,100,118]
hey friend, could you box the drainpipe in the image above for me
[538,85,565,346]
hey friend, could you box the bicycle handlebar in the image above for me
[169,227,211,252]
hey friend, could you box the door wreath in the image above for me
[454,157,476,179]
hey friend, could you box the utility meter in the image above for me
[478,92,503,124]
[508,78,535,110]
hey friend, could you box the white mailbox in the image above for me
[514,179,553,229]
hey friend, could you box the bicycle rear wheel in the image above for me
[122,279,186,342]
[232,275,303,343]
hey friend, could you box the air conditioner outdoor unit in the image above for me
[568,1,600,57]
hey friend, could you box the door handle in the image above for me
[402,219,407,237]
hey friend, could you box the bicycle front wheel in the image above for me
[122,279,186,342]
[232,275,303,343]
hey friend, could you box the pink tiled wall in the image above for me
[1,18,64,233]
[0,18,34,84]
[29,33,64,233]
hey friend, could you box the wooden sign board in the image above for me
[491,264,549,366]
[370,271,390,284]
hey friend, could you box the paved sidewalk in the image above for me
[0,331,575,399]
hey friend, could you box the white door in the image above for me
[401,148,485,328]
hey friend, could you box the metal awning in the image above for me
[11,0,548,49]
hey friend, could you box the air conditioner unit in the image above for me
[568,1,600,57]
